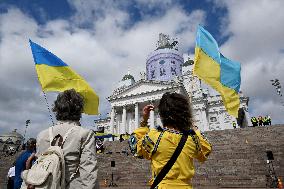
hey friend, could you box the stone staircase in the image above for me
[1,125,283,189]
[0,144,20,189]
[97,125,284,188]
[96,140,151,188]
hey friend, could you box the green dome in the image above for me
[183,59,194,66]
[122,74,135,81]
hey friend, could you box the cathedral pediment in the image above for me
[108,80,181,101]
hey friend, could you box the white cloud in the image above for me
[0,4,205,137]
[214,0,284,123]
[1,0,283,138]
[134,0,174,11]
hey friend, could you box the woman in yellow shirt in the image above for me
[130,92,212,189]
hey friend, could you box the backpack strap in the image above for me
[65,127,82,186]
[61,127,77,148]
[49,126,81,185]
[49,127,54,146]
[150,132,189,189]
[69,164,80,182]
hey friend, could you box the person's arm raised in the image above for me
[140,105,154,127]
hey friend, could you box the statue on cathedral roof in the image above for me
[156,33,178,50]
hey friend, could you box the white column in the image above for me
[218,111,225,130]
[202,109,209,132]
[135,103,139,130]
[117,113,121,134]
[150,109,155,129]
[122,106,127,134]
[197,109,204,131]
[127,112,131,134]
[110,107,115,134]
[115,113,118,134]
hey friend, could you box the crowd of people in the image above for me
[251,116,272,127]
[95,138,104,153]
[94,133,131,154]
[8,89,211,189]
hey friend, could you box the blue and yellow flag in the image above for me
[193,26,241,117]
[29,40,99,115]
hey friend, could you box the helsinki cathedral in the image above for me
[95,34,251,135]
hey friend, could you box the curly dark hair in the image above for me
[158,92,194,131]
[26,138,36,150]
[52,89,84,121]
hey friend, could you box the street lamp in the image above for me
[23,119,31,144]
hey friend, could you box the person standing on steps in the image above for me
[129,92,212,189]
[258,116,263,126]
[36,89,99,189]
[14,138,36,189]
[7,162,15,189]
[232,121,237,129]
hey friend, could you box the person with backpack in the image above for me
[129,92,212,189]
[14,138,36,189]
[21,89,99,189]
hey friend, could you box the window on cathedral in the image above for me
[159,60,165,65]
[224,113,231,123]
[210,117,217,122]
[171,67,177,75]
[151,70,156,78]
[160,68,166,76]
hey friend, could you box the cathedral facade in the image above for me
[95,34,250,134]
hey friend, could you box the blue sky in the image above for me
[0,0,228,45]
[0,0,284,137]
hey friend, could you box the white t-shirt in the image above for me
[7,166,15,177]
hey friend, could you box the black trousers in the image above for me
[7,177,14,189]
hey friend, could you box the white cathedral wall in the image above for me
[240,101,251,127]
[193,109,209,132]
[108,74,249,134]
[111,107,239,134]
[123,111,137,134]
[155,116,162,127]
[126,112,130,133]
[112,93,164,107]
[208,110,236,130]
[208,111,220,130]
[113,111,137,134]
[218,112,227,130]
[116,114,122,134]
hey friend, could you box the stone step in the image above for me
[1,125,283,189]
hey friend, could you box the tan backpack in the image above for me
[21,127,78,189]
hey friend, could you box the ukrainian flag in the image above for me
[29,40,99,115]
[193,26,241,117]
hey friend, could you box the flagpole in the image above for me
[42,91,55,126]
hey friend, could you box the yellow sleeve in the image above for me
[194,130,212,162]
[134,127,150,140]
[133,127,156,160]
